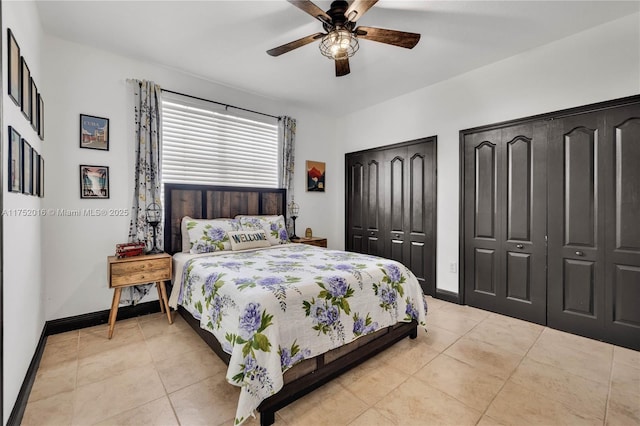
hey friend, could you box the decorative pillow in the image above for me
[237,215,289,245]
[185,218,241,254]
[181,216,192,253]
[227,230,271,251]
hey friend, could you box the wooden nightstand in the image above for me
[291,237,327,248]
[107,253,173,339]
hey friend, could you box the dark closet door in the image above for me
[346,152,384,256]
[384,146,410,264]
[548,111,607,337]
[464,123,547,324]
[346,153,366,253]
[604,104,640,348]
[407,142,437,295]
[383,143,436,294]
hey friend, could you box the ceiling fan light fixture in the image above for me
[319,28,358,60]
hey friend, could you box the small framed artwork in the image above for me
[32,149,39,196]
[30,78,38,131]
[8,127,22,192]
[39,156,45,198]
[80,165,109,199]
[38,94,44,140]
[306,160,326,192]
[22,139,32,195]
[80,114,109,150]
[7,29,21,106]
[20,57,30,120]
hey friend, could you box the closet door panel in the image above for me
[346,156,365,253]
[366,158,382,256]
[604,105,640,349]
[464,130,502,310]
[548,112,606,337]
[464,123,546,323]
[407,142,436,294]
[385,148,410,263]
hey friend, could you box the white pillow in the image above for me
[227,230,271,251]
[237,215,289,245]
[181,216,192,253]
[185,218,241,254]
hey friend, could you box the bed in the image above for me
[164,183,427,425]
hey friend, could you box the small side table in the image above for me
[291,237,327,248]
[107,253,173,339]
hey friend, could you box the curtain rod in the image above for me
[161,88,281,121]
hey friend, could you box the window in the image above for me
[161,92,279,188]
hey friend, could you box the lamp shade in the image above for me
[146,202,161,225]
[288,201,300,217]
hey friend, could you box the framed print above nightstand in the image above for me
[80,114,109,150]
[38,94,44,140]
[80,165,109,199]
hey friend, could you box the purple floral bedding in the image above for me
[176,244,428,425]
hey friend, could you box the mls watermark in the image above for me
[2,208,130,217]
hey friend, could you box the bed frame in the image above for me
[164,183,418,426]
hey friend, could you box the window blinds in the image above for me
[161,92,280,188]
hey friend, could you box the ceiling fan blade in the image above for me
[287,0,332,24]
[345,0,378,22]
[335,58,350,77]
[267,32,324,57]
[355,26,421,49]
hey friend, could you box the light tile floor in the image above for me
[22,296,640,426]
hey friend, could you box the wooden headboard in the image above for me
[163,183,287,254]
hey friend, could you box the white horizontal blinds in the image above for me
[161,93,279,188]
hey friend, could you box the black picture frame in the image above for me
[8,126,22,192]
[22,139,32,195]
[20,58,30,120]
[38,94,44,140]
[30,78,38,131]
[7,29,21,106]
[80,165,109,199]
[39,156,45,198]
[80,114,109,151]
[32,149,39,196]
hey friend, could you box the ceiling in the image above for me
[36,1,639,116]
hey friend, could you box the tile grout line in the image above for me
[140,316,183,425]
[471,315,545,425]
[603,345,616,426]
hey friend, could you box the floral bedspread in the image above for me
[176,244,428,425]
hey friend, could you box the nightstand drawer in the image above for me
[109,257,171,287]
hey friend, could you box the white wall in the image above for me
[2,1,45,422]
[336,13,640,293]
[41,35,339,320]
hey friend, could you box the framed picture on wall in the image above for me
[30,78,38,131]
[7,29,21,106]
[20,58,30,120]
[80,165,109,199]
[306,160,326,192]
[32,149,39,196]
[8,127,22,192]
[80,114,109,151]
[22,139,32,195]
[39,156,45,198]
[38,94,44,140]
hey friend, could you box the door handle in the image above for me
[516,244,524,249]
[575,251,584,256]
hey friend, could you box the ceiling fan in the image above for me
[267,0,421,77]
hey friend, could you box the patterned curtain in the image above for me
[121,79,163,305]
[279,116,296,235]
